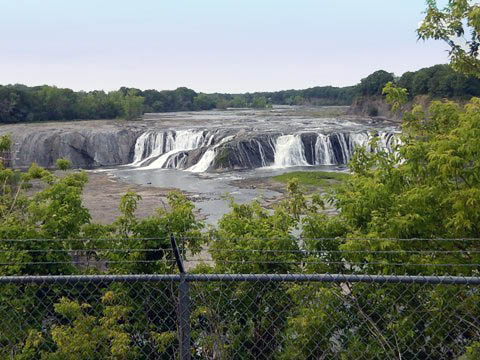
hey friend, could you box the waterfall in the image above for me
[188,135,235,172]
[131,131,170,166]
[378,132,396,152]
[144,130,212,169]
[273,135,309,167]
[314,134,336,165]
[312,132,394,165]
[131,130,214,170]
[256,139,267,167]
[130,129,397,172]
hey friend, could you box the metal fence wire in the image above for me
[1,236,480,359]
[1,274,479,359]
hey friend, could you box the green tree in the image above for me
[56,158,71,171]
[418,0,480,78]
[357,70,394,96]
[193,94,216,110]
[189,182,308,359]
[251,96,268,109]
[382,81,408,112]
[16,293,137,360]
[121,90,144,120]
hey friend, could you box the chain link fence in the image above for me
[1,273,480,359]
[1,236,480,359]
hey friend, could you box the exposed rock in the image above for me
[347,95,433,122]
[0,123,140,168]
[212,135,277,170]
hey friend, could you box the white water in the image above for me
[256,139,267,167]
[131,131,168,166]
[273,135,309,167]
[188,136,236,173]
[314,134,336,165]
[130,129,396,172]
[134,130,214,170]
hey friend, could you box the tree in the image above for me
[382,81,408,112]
[193,94,216,110]
[251,96,268,109]
[56,158,71,171]
[121,90,144,120]
[357,70,394,96]
[418,0,480,78]
[18,294,137,360]
[289,83,480,357]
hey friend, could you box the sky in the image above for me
[0,0,451,93]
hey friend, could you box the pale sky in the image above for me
[1,0,450,93]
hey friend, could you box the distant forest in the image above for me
[1,64,480,124]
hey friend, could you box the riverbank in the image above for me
[81,170,346,224]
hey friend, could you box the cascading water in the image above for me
[273,135,309,167]
[189,135,236,172]
[131,131,171,166]
[130,129,396,172]
[132,130,214,170]
[314,134,336,165]
[256,139,268,167]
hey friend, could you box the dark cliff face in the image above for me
[9,128,140,169]
[347,96,401,121]
[300,133,318,165]
[212,135,277,171]
[347,95,438,124]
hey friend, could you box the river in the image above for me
[103,106,399,224]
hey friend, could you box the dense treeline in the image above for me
[357,65,480,99]
[118,85,356,111]
[210,85,357,107]
[0,83,355,124]
[397,64,480,99]
[0,85,145,123]
[2,64,480,124]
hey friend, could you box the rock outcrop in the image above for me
[2,124,140,168]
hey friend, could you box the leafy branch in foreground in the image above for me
[418,0,480,78]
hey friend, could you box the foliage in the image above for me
[193,93,217,110]
[121,90,144,120]
[397,64,480,99]
[273,90,480,359]
[418,0,480,78]
[0,134,12,151]
[0,85,142,123]
[329,98,480,243]
[251,96,268,109]
[3,2,480,357]
[55,158,71,171]
[1,98,480,356]
[3,63,480,124]
[16,293,137,360]
[211,183,303,274]
[382,81,408,112]
[357,70,395,96]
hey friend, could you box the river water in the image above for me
[106,106,398,224]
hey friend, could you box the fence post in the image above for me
[171,234,191,360]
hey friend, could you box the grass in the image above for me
[273,171,350,189]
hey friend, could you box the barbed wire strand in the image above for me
[1,248,480,255]
[1,237,480,243]
[0,259,478,267]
